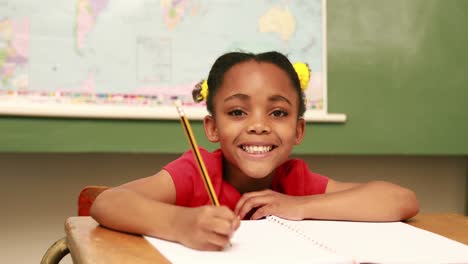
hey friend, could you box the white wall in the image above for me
[0,153,466,263]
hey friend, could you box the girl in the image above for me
[91,51,419,251]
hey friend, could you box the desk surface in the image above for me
[65,214,468,264]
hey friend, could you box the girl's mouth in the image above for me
[240,145,277,154]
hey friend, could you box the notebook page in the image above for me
[144,218,352,264]
[288,219,468,264]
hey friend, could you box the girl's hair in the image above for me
[192,51,306,117]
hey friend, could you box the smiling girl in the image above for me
[90,51,419,251]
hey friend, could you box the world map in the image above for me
[1,0,325,114]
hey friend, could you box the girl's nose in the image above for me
[247,117,271,134]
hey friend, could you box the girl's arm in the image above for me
[300,179,419,221]
[90,170,239,250]
[235,180,419,222]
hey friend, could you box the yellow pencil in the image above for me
[175,101,220,206]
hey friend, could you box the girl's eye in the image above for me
[271,110,288,118]
[228,109,245,117]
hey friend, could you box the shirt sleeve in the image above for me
[163,150,197,206]
[302,167,329,195]
[274,159,329,196]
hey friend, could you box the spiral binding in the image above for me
[266,215,338,254]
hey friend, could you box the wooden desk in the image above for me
[65,217,170,264]
[65,214,468,264]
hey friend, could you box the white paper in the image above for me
[145,218,350,264]
[144,216,468,264]
[291,219,468,264]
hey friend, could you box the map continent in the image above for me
[259,5,296,41]
[0,18,29,90]
[76,0,109,52]
[160,0,190,29]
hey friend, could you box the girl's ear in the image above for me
[294,118,306,145]
[203,115,219,142]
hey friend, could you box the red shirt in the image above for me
[164,148,329,211]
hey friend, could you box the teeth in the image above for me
[242,145,273,154]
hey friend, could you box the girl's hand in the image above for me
[234,189,305,220]
[174,205,240,251]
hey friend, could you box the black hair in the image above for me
[192,51,306,117]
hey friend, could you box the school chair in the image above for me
[40,186,109,264]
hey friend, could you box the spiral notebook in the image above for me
[144,216,468,264]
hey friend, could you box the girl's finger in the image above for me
[205,231,231,250]
[250,205,274,220]
[234,190,271,215]
[237,195,272,220]
[206,216,235,236]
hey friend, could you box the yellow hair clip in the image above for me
[195,80,209,102]
[293,62,311,91]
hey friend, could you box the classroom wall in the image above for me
[1,153,466,263]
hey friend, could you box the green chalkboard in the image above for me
[1,0,468,155]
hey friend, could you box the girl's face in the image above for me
[204,61,305,183]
